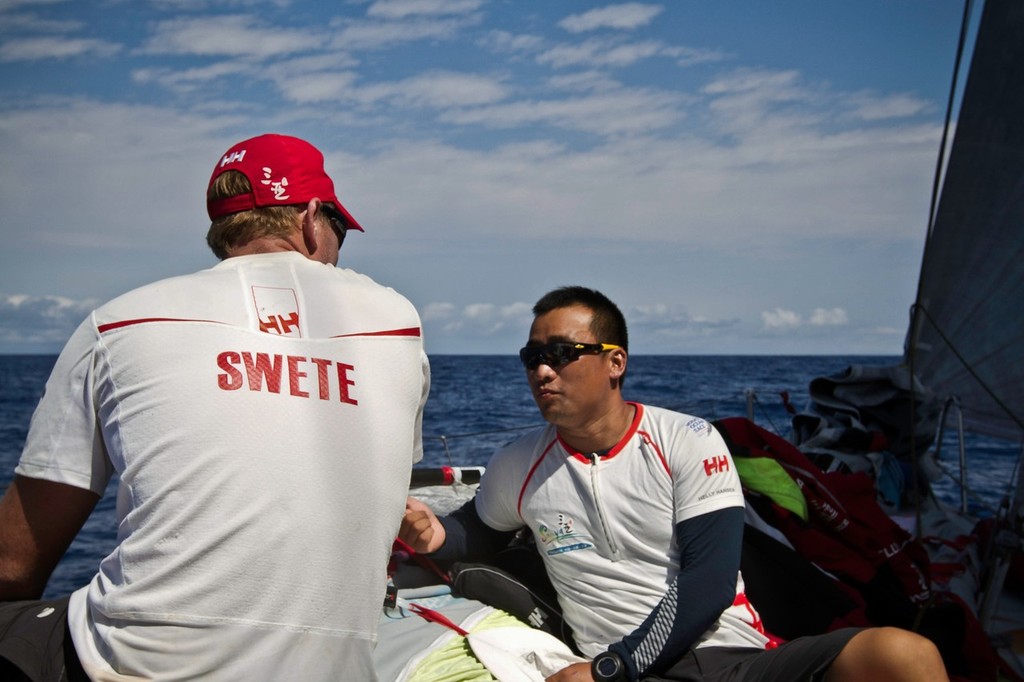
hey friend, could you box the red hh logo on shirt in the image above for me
[703,455,730,477]
[253,286,301,337]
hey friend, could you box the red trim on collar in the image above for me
[558,402,644,464]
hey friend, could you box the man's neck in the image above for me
[226,236,302,257]
[556,400,635,455]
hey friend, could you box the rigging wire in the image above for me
[906,0,975,535]
[912,304,1024,435]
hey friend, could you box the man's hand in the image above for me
[545,662,594,682]
[398,496,446,554]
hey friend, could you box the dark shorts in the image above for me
[0,597,87,682]
[644,628,863,682]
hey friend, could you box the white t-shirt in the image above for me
[17,252,430,681]
[475,403,769,658]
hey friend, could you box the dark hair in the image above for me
[532,286,629,352]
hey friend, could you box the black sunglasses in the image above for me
[518,342,622,370]
[320,203,348,246]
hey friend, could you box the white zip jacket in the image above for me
[475,403,769,660]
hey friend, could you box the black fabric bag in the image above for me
[449,544,577,652]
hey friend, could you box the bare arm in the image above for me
[0,475,100,600]
[546,662,593,681]
[399,496,519,561]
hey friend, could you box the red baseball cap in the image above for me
[206,134,364,232]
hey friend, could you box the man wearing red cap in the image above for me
[0,134,430,680]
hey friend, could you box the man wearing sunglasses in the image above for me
[0,134,430,681]
[401,286,946,682]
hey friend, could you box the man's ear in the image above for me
[609,347,627,383]
[300,199,320,254]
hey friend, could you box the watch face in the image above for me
[594,653,622,680]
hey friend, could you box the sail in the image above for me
[907,0,1024,442]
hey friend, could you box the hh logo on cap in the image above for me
[220,149,247,167]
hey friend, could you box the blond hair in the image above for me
[206,171,303,259]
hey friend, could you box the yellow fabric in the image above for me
[406,610,527,682]
[734,456,808,520]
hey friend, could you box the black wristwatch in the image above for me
[591,650,627,682]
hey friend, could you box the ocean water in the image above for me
[0,353,1019,599]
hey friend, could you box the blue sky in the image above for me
[0,0,972,355]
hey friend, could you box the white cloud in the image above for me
[537,37,670,68]
[761,307,849,330]
[329,14,481,51]
[0,11,80,33]
[627,303,740,340]
[132,60,253,91]
[342,92,936,247]
[630,302,682,324]
[464,302,531,321]
[275,70,360,104]
[355,70,508,108]
[495,301,533,319]
[422,302,457,320]
[809,307,848,326]
[479,29,544,54]
[0,2,952,356]
[148,0,286,8]
[367,0,485,20]
[0,294,96,345]
[464,303,495,319]
[849,92,931,121]
[0,56,940,265]
[547,70,620,93]
[676,46,729,68]
[0,98,234,258]
[761,308,802,330]
[0,36,120,61]
[703,68,810,136]
[421,301,532,338]
[558,3,663,33]
[441,87,684,135]
[139,15,321,58]
[272,53,362,74]
[131,53,360,102]
[0,0,65,11]
[534,36,724,71]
